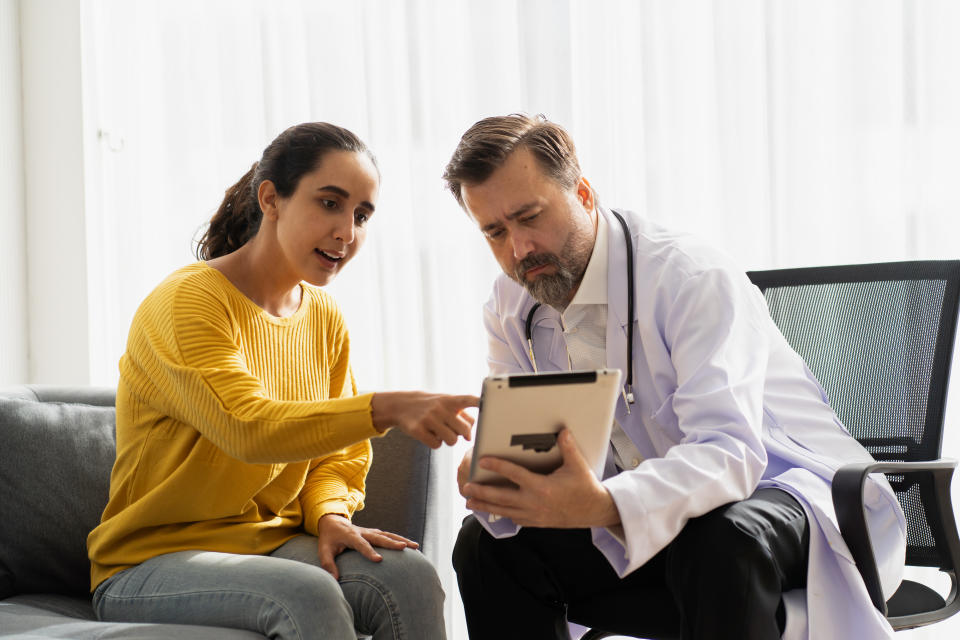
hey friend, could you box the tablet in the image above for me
[469,368,623,487]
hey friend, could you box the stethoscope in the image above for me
[524,208,636,412]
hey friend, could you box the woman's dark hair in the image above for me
[196,122,378,260]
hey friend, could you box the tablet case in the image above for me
[470,369,622,487]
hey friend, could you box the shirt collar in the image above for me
[566,210,608,308]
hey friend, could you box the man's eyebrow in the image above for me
[480,202,538,233]
[506,202,537,220]
[316,185,375,212]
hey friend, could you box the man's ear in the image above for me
[576,176,594,211]
[258,180,279,220]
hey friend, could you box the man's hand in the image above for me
[457,446,474,496]
[316,514,419,580]
[461,428,621,528]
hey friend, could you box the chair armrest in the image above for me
[832,459,960,616]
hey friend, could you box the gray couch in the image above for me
[0,385,433,639]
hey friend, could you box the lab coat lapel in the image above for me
[603,207,632,419]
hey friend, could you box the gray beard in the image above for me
[512,232,594,310]
[516,255,580,310]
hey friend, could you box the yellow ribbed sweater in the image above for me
[87,263,380,590]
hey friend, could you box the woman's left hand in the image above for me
[316,514,419,580]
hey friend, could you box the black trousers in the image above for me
[452,488,809,640]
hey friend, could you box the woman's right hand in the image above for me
[370,392,478,449]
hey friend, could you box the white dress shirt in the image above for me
[561,212,643,473]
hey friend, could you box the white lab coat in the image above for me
[476,207,907,639]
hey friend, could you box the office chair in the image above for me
[749,260,960,631]
[580,260,960,639]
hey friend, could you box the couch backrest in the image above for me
[353,425,432,545]
[0,386,117,598]
[0,385,432,599]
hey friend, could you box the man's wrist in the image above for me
[594,487,622,528]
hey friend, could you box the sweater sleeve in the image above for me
[300,439,371,534]
[122,274,379,464]
[300,342,372,533]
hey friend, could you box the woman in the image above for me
[87,122,476,639]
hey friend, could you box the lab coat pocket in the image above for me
[768,423,839,481]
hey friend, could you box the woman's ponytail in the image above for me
[196,162,260,260]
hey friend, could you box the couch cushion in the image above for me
[0,595,267,638]
[0,398,116,598]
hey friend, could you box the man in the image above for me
[443,114,906,640]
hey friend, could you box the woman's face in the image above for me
[268,150,380,287]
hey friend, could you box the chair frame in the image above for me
[749,260,960,631]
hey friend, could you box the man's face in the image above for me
[461,148,597,310]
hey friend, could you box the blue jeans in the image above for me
[93,535,446,640]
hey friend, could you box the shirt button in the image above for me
[631,458,640,468]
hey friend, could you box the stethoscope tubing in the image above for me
[524,208,636,406]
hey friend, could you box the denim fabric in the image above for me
[93,535,446,640]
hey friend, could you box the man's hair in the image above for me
[442,113,581,208]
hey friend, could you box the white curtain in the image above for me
[0,0,27,385]
[82,1,960,638]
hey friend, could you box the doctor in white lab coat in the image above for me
[445,114,906,640]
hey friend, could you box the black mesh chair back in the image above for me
[748,260,960,629]
[582,260,960,640]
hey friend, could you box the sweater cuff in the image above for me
[304,499,355,536]
[341,392,380,439]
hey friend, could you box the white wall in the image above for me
[19,0,90,384]
[0,0,27,384]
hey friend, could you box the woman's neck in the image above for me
[206,239,302,318]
